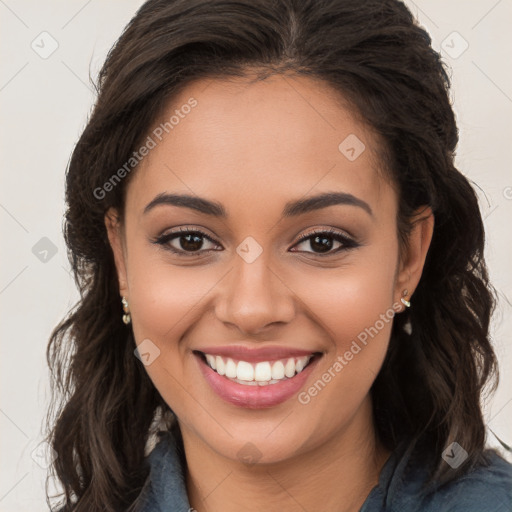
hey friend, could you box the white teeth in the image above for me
[206,354,216,370]
[254,362,272,382]
[203,353,316,384]
[225,358,237,379]
[216,355,225,376]
[284,358,296,378]
[295,357,307,373]
[237,361,254,381]
[271,361,285,380]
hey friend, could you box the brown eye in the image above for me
[153,228,220,256]
[290,229,358,256]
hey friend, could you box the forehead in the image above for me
[127,74,394,221]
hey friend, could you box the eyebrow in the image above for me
[143,191,373,218]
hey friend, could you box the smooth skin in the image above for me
[105,73,434,512]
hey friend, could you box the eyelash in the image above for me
[151,226,359,257]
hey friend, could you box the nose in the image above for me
[214,250,296,336]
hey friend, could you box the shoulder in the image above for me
[132,428,191,511]
[423,451,512,511]
[364,444,512,512]
[397,450,512,512]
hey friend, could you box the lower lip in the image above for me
[195,353,321,409]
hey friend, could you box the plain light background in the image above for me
[1,0,511,509]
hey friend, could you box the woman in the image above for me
[46,0,512,511]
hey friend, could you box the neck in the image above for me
[182,397,391,512]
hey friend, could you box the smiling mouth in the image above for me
[194,350,323,386]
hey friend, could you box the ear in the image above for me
[394,205,434,305]
[105,207,129,297]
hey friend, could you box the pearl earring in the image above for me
[122,296,131,325]
[400,289,411,308]
[401,289,412,335]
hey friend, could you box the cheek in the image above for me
[125,247,219,418]
[126,240,220,343]
[294,242,398,349]
[290,241,399,422]
[123,242,218,394]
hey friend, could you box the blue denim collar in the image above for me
[136,428,191,512]
[136,427,407,512]
[136,427,512,512]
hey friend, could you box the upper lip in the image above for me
[193,345,321,363]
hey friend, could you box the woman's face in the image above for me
[106,74,433,464]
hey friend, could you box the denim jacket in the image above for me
[134,428,512,512]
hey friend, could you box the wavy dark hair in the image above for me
[45,0,501,510]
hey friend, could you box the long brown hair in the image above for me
[45,0,500,510]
